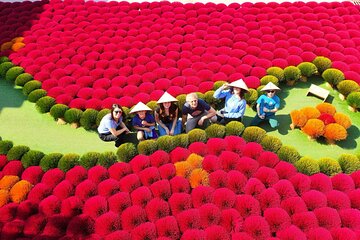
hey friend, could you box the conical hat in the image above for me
[157,92,178,104]
[130,102,152,113]
[261,82,281,91]
[228,79,249,91]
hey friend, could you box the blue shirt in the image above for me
[132,112,155,127]
[98,113,122,134]
[182,99,210,117]
[213,88,246,118]
[132,112,157,139]
[257,94,280,116]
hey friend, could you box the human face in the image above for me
[266,90,276,97]
[113,109,122,119]
[137,111,146,119]
[163,102,171,109]
[233,87,241,95]
[187,97,198,109]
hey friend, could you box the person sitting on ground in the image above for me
[213,79,249,124]
[250,82,281,128]
[182,92,217,133]
[155,92,182,136]
[97,104,130,147]
[131,101,158,141]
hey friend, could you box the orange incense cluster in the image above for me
[175,153,209,188]
[0,175,32,207]
[0,37,25,52]
[290,103,351,142]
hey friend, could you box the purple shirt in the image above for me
[132,112,155,127]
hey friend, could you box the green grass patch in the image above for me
[243,77,360,159]
[0,79,116,154]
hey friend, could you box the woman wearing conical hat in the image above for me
[155,92,182,136]
[131,102,158,141]
[250,82,281,128]
[213,79,249,124]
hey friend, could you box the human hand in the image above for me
[169,129,174,136]
[118,128,126,134]
[259,114,265,119]
[141,120,148,126]
[145,128,151,133]
[198,116,206,126]
[165,127,170,135]
[222,83,229,89]
[263,107,269,113]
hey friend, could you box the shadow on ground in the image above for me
[243,114,291,135]
[337,125,359,150]
[0,79,25,113]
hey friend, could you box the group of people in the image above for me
[97,80,281,147]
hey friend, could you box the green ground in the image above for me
[243,77,360,159]
[0,77,359,158]
[0,79,116,154]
